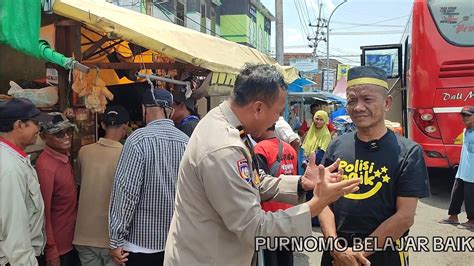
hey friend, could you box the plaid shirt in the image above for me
[109,119,188,250]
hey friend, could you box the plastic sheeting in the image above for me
[0,0,74,69]
[288,77,317,92]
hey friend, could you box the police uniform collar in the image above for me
[219,101,243,129]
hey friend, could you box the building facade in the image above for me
[284,53,342,91]
[219,0,273,54]
[110,0,222,36]
[109,0,273,54]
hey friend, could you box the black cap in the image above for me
[103,105,130,126]
[41,112,75,134]
[172,86,196,110]
[347,66,388,90]
[461,106,474,115]
[142,88,173,108]
[0,98,52,122]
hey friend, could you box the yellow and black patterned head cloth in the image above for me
[347,66,388,90]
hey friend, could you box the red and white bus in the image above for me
[405,0,474,168]
[362,0,474,169]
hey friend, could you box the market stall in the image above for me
[285,89,346,131]
[52,0,298,95]
[49,0,298,138]
[1,0,300,166]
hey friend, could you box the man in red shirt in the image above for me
[36,113,78,266]
[254,124,298,266]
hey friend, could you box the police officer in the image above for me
[164,64,361,265]
[319,66,431,266]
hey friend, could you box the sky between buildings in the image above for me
[260,0,414,66]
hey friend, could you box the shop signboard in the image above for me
[336,64,350,81]
[322,69,336,91]
[290,58,318,74]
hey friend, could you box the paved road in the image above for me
[295,168,474,266]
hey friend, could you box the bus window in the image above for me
[428,0,474,46]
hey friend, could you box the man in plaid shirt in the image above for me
[109,88,188,266]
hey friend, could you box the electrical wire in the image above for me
[332,15,409,30]
[332,22,404,27]
[400,7,413,43]
[330,30,404,35]
[294,0,310,36]
[301,0,314,29]
[317,51,360,63]
[308,0,319,23]
[294,0,311,44]
[301,0,318,38]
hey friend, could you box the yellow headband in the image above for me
[347,77,389,90]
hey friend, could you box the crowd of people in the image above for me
[0,64,472,266]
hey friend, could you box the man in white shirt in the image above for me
[275,116,301,152]
[0,98,52,266]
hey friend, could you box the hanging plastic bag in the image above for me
[8,81,58,107]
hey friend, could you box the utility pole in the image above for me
[308,3,327,90]
[309,3,325,53]
[275,0,284,65]
[325,0,347,91]
[146,0,153,16]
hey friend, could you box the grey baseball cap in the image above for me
[41,112,75,134]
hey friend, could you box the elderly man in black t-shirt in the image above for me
[319,66,431,266]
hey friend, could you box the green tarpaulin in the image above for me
[0,0,74,69]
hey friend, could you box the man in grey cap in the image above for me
[36,112,79,266]
[110,89,188,266]
[0,98,52,266]
[440,105,474,230]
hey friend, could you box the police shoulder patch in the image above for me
[237,159,252,184]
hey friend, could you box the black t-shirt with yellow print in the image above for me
[322,130,431,236]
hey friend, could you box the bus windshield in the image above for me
[428,0,474,46]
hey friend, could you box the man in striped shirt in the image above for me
[109,88,189,266]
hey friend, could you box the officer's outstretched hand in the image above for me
[300,153,348,191]
[304,153,360,217]
[313,162,360,203]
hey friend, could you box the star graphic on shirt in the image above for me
[382,175,391,183]
[374,170,382,178]
[381,166,388,173]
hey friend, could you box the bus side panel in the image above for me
[408,0,474,168]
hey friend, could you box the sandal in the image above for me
[438,219,460,225]
[457,223,474,230]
